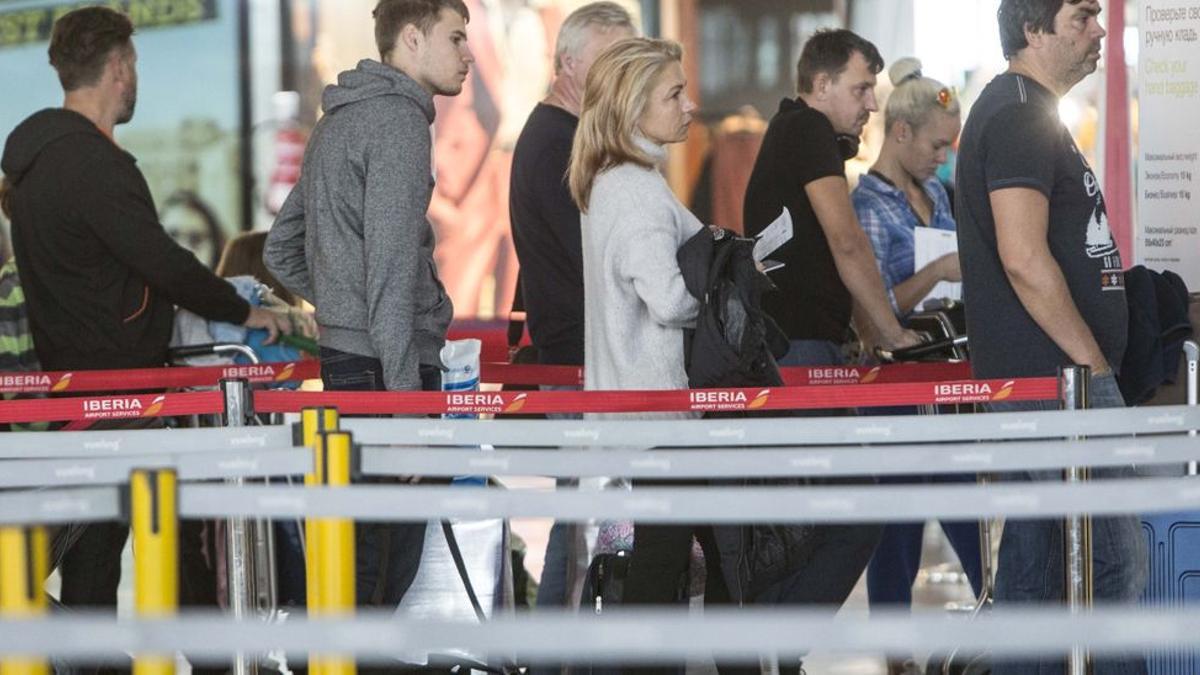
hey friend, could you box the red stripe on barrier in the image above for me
[0,391,225,423]
[0,360,969,393]
[477,361,973,387]
[255,377,1058,416]
[0,360,321,395]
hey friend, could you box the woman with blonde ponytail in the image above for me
[853,57,963,318]
[852,57,979,675]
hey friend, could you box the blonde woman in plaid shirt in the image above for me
[852,57,962,320]
[850,57,973,675]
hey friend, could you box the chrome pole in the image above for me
[1060,365,1093,675]
[222,379,258,675]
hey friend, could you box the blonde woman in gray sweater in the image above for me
[569,37,702,409]
[568,38,755,675]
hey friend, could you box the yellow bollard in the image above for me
[302,408,340,618]
[0,525,50,675]
[300,408,340,675]
[131,469,179,675]
[312,431,356,675]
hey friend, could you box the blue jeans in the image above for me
[319,346,439,608]
[867,472,983,607]
[777,339,843,368]
[860,399,983,608]
[533,385,585,611]
[989,372,1148,675]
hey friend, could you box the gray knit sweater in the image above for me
[265,60,452,391]
[582,138,702,418]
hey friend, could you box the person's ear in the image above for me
[897,120,912,143]
[561,53,578,75]
[813,72,831,99]
[400,22,424,54]
[1023,22,1044,49]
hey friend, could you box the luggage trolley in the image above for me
[167,343,294,675]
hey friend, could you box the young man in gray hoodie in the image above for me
[265,0,471,609]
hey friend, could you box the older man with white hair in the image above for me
[509,1,636,615]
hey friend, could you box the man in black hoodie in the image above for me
[0,7,289,659]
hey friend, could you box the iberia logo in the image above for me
[142,395,166,417]
[747,389,771,410]
[858,367,882,384]
[274,363,296,382]
[503,393,528,414]
[933,380,1015,404]
[52,372,74,392]
[806,367,872,385]
[991,380,1016,401]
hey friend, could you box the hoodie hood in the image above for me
[2,109,105,187]
[321,59,435,123]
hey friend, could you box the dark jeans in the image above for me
[55,417,226,675]
[320,346,439,609]
[760,340,883,674]
[866,472,983,607]
[861,406,983,608]
[58,519,229,675]
[989,372,1148,675]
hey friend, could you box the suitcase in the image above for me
[1140,339,1199,675]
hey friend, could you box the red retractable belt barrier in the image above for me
[255,377,1057,416]
[477,361,973,387]
[0,377,1056,422]
[0,360,970,393]
[0,360,321,395]
[0,391,225,424]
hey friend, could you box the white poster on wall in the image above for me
[1137,2,1200,288]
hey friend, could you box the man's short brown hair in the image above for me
[48,7,134,92]
[373,0,470,60]
[795,28,883,95]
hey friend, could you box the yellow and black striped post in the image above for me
[130,469,179,675]
[300,408,340,675]
[0,525,50,675]
[311,430,356,675]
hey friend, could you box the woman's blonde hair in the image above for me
[884,57,960,133]
[568,37,683,212]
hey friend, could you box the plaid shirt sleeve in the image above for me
[852,186,901,316]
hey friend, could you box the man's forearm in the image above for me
[1006,255,1109,372]
[833,238,905,339]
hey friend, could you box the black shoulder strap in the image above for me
[441,519,489,623]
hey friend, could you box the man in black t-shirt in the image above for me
[510,2,633,368]
[744,29,920,368]
[508,2,634,618]
[956,2,1146,673]
[741,32,914,675]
